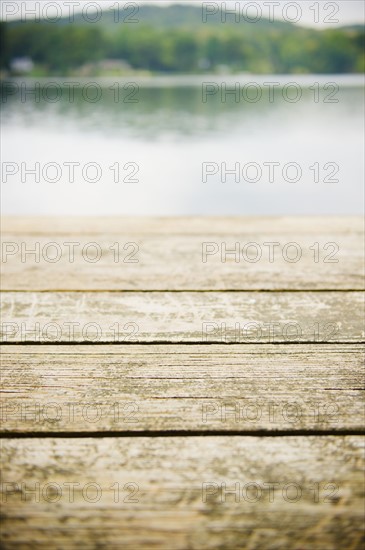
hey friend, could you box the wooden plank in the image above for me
[2,216,363,235]
[1,436,364,549]
[1,217,363,291]
[1,291,363,343]
[0,344,364,433]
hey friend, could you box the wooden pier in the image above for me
[1,216,364,549]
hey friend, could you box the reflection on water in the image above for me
[1,75,364,215]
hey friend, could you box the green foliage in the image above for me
[1,5,364,74]
[2,23,106,71]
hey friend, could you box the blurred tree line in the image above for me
[1,12,364,75]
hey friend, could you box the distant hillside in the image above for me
[5,3,296,31]
[95,3,296,31]
[1,3,364,75]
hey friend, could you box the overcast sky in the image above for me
[1,0,364,27]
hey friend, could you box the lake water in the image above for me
[1,74,364,215]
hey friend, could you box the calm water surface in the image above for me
[1,74,364,215]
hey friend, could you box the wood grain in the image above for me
[1,291,363,343]
[2,215,363,235]
[1,436,364,549]
[0,344,364,433]
[1,216,363,549]
[1,217,363,291]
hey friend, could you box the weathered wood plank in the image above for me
[0,344,363,433]
[1,291,363,343]
[1,436,364,549]
[2,216,363,235]
[1,217,363,290]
